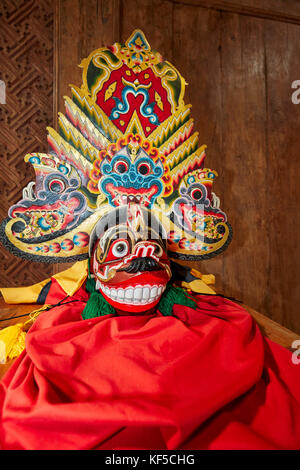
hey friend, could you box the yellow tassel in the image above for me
[181,280,216,295]
[190,269,215,285]
[200,274,215,285]
[181,270,216,295]
[0,323,26,364]
[0,304,50,364]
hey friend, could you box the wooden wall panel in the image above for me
[54,0,121,118]
[171,5,224,280]
[170,0,300,24]
[0,0,54,287]
[120,0,173,61]
[212,13,269,309]
[264,20,300,329]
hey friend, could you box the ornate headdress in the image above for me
[0,30,232,268]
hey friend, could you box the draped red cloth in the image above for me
[1,279,300,450]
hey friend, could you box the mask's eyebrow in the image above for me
[99,227,117,252]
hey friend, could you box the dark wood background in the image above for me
[0,0,54,285]
[1,0,299,333]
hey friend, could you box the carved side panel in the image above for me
[0,0,54,286]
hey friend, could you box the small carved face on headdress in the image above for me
[99,145,164,208]
[89,204,171,313]
[173,181,227,241]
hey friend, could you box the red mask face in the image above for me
[90,205,171,313]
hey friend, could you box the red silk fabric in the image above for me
[1,279,300,450]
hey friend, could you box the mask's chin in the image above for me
[95,270,170,314]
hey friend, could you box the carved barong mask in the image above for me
[89,205,171,313]
[0,30,232,309]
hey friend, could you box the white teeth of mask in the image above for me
[151,286,158,298]
[142,287,150,300]
[134,287,143,300]
[97,283,166,305]
[111,288,117,299]
[117,288,124,300]
[95,279,101,291]
[125,288,133,300]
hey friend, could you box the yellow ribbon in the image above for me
[0,304,50,364]
[181,269,216,295]
[0,261,88,364]
[0,260,88,304]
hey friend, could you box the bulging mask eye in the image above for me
[137,161,152,176]
[113,159,129,174]
[48,178,66,194]
[190,188,202,201]
[111,240,129,258]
